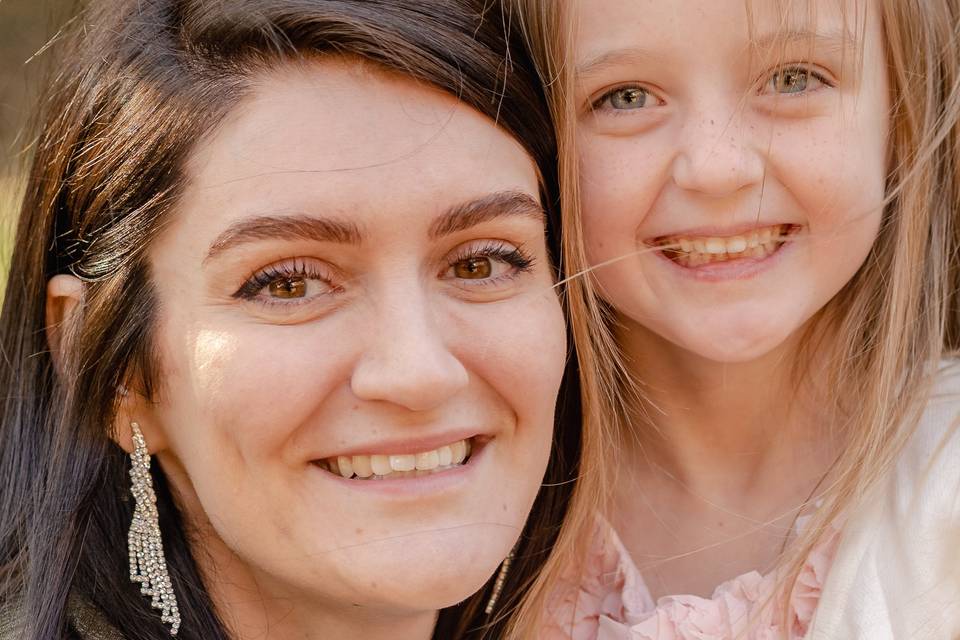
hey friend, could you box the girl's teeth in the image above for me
[657,225,794,267]
[705,238,726,254]
[725,236,747,253]
[320,439,473,480]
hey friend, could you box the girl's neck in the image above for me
[615,314,835,497]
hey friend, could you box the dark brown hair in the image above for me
[0,1,580,638]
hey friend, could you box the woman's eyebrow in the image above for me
[428,190,545,239]
[205,214,362,262]
[204,190,544,263]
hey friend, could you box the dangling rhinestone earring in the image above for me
[484,545,516,615]
[128,422,181,635]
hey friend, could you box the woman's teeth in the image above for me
[656,224,797,267]
[316,438,473,480]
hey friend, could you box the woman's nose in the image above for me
[350,293,469,412]
[670,107,765,198]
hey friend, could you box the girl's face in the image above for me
[137,60,565,625]
[572,0,889,363]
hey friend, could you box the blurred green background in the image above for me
[1,0,76,284]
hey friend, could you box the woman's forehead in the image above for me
[170,59,541,254]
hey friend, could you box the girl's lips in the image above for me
[646,224,802,282]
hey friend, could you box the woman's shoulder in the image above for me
[0,593,124,640]
[0,593,24,640]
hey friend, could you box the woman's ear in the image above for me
[47,275,169,456]
[113,386,170,456]
[45,274,84,373]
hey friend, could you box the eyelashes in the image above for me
[443,240,536,284]
[587,64,834,114]
[232,240,537,307]
[233,257,335,302]
[591,84,662,113]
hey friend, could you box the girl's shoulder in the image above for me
[808,359,960,639]
[897,359,960,496]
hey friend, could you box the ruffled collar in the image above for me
[543,512,842,640]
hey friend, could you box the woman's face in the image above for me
[571,0,889,363]
[136,60,565,627]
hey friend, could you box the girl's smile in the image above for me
[646,223,802,281]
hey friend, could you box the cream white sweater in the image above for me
[808,365,960,639]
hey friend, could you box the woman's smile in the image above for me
[138,57,566,622]
[313,436,476,479]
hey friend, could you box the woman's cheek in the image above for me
[463,288,566,426]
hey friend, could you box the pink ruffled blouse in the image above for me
[543,514,841,640]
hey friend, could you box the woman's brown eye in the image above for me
[269,277,307,298]
[454,257,492,279]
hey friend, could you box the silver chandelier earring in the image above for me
[484,545,516,615]
[128,422,181,635]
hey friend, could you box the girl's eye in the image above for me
[443,241,535,286]
[593,85,661,112]
[234,258,338,303]
[763,67,827,95]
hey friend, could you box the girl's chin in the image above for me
[662,327,800,365]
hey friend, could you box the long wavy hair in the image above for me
[514,0,960,632]
[0,1,583,638]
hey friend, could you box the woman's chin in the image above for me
[297,529,516,611]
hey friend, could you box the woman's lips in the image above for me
[648,223,801,268]
[313,437,475,480]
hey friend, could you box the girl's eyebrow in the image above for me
[577,28,856,78]
[576,47,659,78]
[750,27,857,55]
[203,190,544,263]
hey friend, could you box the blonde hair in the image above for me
[510,0,960,634]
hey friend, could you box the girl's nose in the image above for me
[350,293,469,412]
[671,109,764,197]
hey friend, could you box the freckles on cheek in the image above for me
[578,139,660,253]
